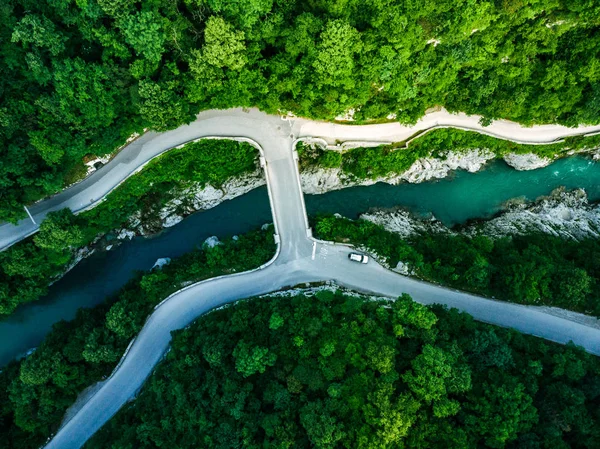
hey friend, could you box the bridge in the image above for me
[7,108,596,448]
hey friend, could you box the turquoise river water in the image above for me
[1,156,599,366]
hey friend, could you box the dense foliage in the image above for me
[0,139,258,315]
[0,227,275,449]
[2,0,600,220]
[298,130,600,181]
[87,289,600,449]
[314,215,600,316]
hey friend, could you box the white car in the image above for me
[348,252,369,264]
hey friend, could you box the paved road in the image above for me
[296,108,600,146]
[4,108,600,251]
[32,109,600,448]
[44,242,600,449]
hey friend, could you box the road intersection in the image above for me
[4,108,595,448]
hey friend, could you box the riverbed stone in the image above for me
[503,153,552,170]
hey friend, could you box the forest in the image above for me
[2,0,600,221]
[0,226,275,449]
[314,215,600,316]
[0,139,258,315]
[86,289,600,449]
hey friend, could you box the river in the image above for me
[1,156,599,366]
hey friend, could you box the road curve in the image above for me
[44,248,600,449]
[31,109,600,448]
[43,261,320,449]
[4,108,600,251]
[296,108,600,146]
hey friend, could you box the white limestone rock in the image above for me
[360,188,600,242]
[503,153,552,170]
[301,167,350,194]
[117,228,136,240]
[203,236,221,248]
[152,258,171,270]
[163,214,184,228]
[399,149,495,183]
[300,149,495,193]
[361,209,448,238]
[126,211,142,230]
[158,171,265,227]
[472,189,600,240]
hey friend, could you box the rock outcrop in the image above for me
[401,149,495,183]
[300,148,496,194]
[361,209,447,238]
[359,188,600,241]
[473,188,600,240]
[117,170,266,237]
[157,171,266,229]
[503,153,552,170]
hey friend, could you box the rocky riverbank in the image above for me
[49,171,266,287]
[116,152,598,243]
[300,148,496,194]
[117,146,500,235]
[116,170,266,238]
[361,188,600,241]
[471,188,600,240]
[142,146,541,229]
[299,145,598,194]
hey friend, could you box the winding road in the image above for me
[1,108,593,449]
[4,108,600,251]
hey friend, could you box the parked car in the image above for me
[348,252,369,264]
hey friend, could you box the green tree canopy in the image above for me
[313,19,362,89]
[200,16,248,70]
[119,11,166,63]
[75,290,600,449]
